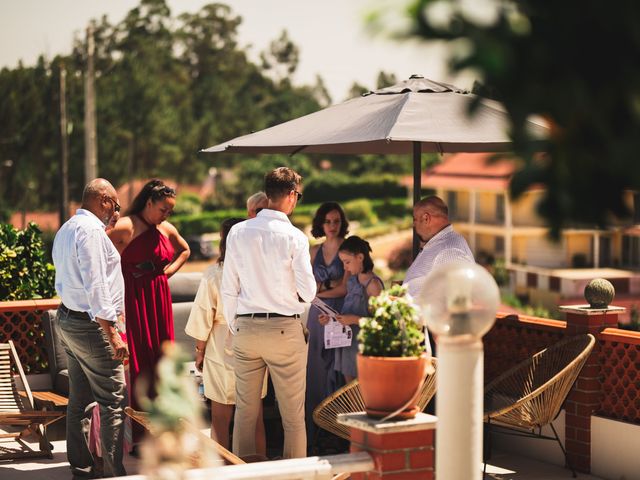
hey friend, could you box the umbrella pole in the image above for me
[412,141,422,259]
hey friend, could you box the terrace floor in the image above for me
[0,433,605,480]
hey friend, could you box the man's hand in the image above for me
[318,314,331,326]
[104,211,120,234]
[107,331,129,361]
[97,318,129,361]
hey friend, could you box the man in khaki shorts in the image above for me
[222,167,316,459]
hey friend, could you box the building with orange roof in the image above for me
[406,153,640,320]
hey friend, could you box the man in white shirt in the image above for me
[404,195,475,354]
[52,178,129,479]
[222,167,316,459]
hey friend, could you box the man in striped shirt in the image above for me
[404,196,475,352]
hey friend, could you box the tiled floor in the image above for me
[0,431,605,480]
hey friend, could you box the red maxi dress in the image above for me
[121,216,175,442]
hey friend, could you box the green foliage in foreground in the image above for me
[408,0,640,236]
[0,223,55,301]
[359,284,425,357]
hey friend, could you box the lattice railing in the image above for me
[597,328,640,423]
[0,299,60,374]
[484,313,566,384]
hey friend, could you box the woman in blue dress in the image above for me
[305,202,350,446]
[320,236,384,383]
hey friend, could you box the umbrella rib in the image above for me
[290,145,308,156]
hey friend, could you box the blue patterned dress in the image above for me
[305,245,345,441]
[334,274,384,379]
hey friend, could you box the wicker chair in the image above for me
[483,333,596,477]
[0,341,65,460]
[313,357,437,441]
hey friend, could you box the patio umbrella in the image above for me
[203,75,547,255]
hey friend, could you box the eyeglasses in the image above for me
[293,190,303,201]
[105,195,121,213]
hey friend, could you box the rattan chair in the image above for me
[483,333,596,477]
[313,357,437,441]
[0,340,65,460]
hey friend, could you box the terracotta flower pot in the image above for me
[357,353,430,419]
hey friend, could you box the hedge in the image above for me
[171,198,411,236]
[302,172,407,203]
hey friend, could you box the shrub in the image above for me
[0,222,55,300]
[344,199,378,225]
[173,193,202,216]
[492,258,510,287]
[358,284,425,357]
[171,209,245,236]
[303,172,407,203]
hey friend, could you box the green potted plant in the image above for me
[357,284,431,419]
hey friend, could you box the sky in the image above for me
[0,0,473,102]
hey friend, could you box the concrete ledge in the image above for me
[338,412,437,434]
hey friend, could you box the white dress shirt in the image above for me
[52,209,124,323]
[403,225,475,299]
[221,209,316,331]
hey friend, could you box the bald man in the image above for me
[404,195,475,354]
[52,178,129,478]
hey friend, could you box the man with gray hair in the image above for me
[246,191,268,218]
[52,178,128,478]
[404,195,475,297]
[404,195,475,352]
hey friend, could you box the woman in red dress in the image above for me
[108,179,190,446]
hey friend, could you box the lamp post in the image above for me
[419,260,499,480]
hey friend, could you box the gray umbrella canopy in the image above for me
[202,75,547,256]
[203,75,547,155]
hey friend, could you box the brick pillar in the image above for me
[559,305,624,473]
[338,412,436,479]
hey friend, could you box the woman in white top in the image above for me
[185,218,267,454]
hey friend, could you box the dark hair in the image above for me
[339,236,374,273]
[311,202,349,239]
[218,218,245,265]
[264,167,302,201]
[126,179,176,216]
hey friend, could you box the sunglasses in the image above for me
[293,190,303,201]
[105,195,121,213]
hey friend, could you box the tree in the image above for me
[0,0,332,213]
[376,71,397,89]
[260,30,300,86]
[405,0,640,236]
[346,81,368,100]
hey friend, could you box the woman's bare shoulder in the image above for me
[108,216,134,248]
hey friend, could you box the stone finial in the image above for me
[584,278,615,309]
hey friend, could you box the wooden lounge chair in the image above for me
[124,406,244,466]
[0,340,65,460]
[313,357,438,441]
[483,333,596,478]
